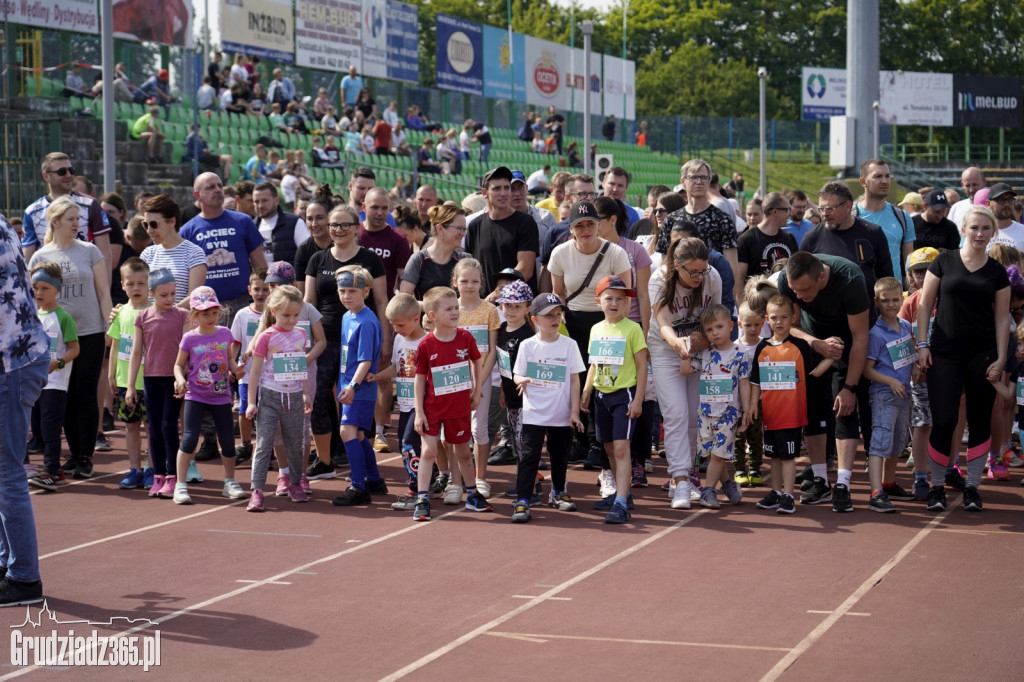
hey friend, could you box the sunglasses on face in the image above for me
[47,167,75,177]
[142,220,162,230]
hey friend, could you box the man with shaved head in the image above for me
[415,184,440,229]
[948,166,986,228]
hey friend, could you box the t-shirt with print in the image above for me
[547,240,631,313]
[253,325,309,394]
[135,306,188,376]
[339,307,382,403]
[107,305,145,390]
[646,265,723,363]
[497,322,535,407]
[856,203,916,282]
[358,225,411,296]
[180,326,234,405]
[38,307,77,391]
[28,240,105,336]
[1,215,48,374]
[230,305,263,386]
[912,215,960,252]
[22,191,109,250]
[692,344,751,419]
[458,300,500,357]
[867,317,916,394]
[514,333,586,427]
[736,227,799,278]
[180,210,265,301]
[415,328,481,420]
[750,335,817,430]
[660,204,737,256]
[305,247,385,342]
[392,331,425,413]
[587,317,647,394]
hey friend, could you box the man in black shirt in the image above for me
[465,167,539,291]
[736,191,798,285]
[544,106,566,154]
[912,189,960,252]
[602,114,617,142]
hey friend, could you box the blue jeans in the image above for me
[478,143,491,165]
[0,356,48,582]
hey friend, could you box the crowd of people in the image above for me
[2,144,1022,606]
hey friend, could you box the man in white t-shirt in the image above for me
[253,182,309,267]
[527,165,551,197]
[948,166,985,228]
[986,182,1024,252]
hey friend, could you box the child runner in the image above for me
[452,258,500,498]
[581,275,648,524]
[245,285,314,511]
[863,277,918,512]
[683,304,751,509]
[510,293,586,523]
[107,258,151,490]
[412,286,486,521]
[495,279,535,478]
[126,268,188,498]
[746,295,831,514]
[171,286,247,505]
[230,267,270,466]
[26,263,80,491]
[332,266,388,506]
[734,301,766,487]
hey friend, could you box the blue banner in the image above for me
[436,13,483,95]
[386,0,418,84]
[482,25,525,101]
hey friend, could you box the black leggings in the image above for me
[565,309,605,461]
[180,401,234,458]
[927,351,997,461]
[31,389,67,475]
[65,332,104,462]
[311,342,342,455]
[518,424,572,501]
[143,377,183,476]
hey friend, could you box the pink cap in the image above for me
[189,286,223,311]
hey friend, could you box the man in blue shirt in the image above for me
[340,65,362,109]
[267,68,296,107]
[784,189,814,246]
[855,159,915,283]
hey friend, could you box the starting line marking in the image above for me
[208,529,322,538]
[484,631,791,652]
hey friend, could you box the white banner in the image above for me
[221,0,295,63]
[8,0,98,34]
[524,35,569,111]
[361,0,387,79]
[565,48,603,117]
[879,70,953,126]
[295,0,360,73]
[602,54,635,121]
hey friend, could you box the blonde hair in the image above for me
[743,276,779,317]
[737,300,759,320]
[386,292,421,320]
[43,196,79,244]
[428,201,465,228]
[451,257,483,290]
[988,243,1020,267]
[261,284,304,329]
[423,286,457,313]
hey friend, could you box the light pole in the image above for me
[582,20,593,176]
[100,0,115,193]
[872,100,880,158]
[758,66,767,197]
[622,1,628,142]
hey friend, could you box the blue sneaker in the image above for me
[465,491,492,512]
[118,468,145,489]
[591,493,634,510]
[142,468,155,489]
[604,503,630,524]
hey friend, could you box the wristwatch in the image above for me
[56,358,66,370]
[842,383,857,393]
[347,381,359,389]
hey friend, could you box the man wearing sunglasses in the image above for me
[22,152,111,268]
[735,192,799,285]
[985,182,1024,252]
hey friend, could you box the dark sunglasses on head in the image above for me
[47,167,75,177]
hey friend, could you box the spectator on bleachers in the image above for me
[249,82,266,115]
[531,130,546,154]
[544,106,565,154]
[63,62,90,98]
[360,125,376,154]
[268,102,299,134]
[459,120,473,160]
[244,144,269,182]
[383,101,399,128]
[131,106,166,164]
[405,105,443,133]
[344,121,362,153]
[355,88,376,122]
[138,69,176,116]
[292,150,318,194]
[228,54,248,93]
[182,123,233,181]
[602,114,617,142]
[264,150,284,183]
[310,135,344,169]
[207,51,223,91]
[473,120,493,164]
[246,55,262,92]
[391,176,414,205]
[527,165,551,197]
[267,68,296,109]
[312,88,332,119]
[391,120,410,156]
[340,65,363,109]
[566,141,582,168]
[283,101,308,134]
[224,84,251,116]
[112,63,146,103]
[635,120,648,147]
[374,117,393,155]
[417,139,448,175]
[196,76,218,111]
[517,111,534,143]
[320,105,343,138]
[438,129,461,175]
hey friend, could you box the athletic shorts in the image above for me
[239,383,250,414]
[114,387,146,424]
[764,427,802,461]
[340,400,374,432]
[422,414,471,444]
[592,387,636,443]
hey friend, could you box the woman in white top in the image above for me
[138,195,207,306]
[229,54,249,92]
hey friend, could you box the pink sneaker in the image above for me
[987,458,1010,481]
[149,475,165,497]
[247,489,265,512]
[158,475,176,498]
[288,483,308,503]
[299,473,311,495]
[275,472,291,496]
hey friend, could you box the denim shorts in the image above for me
[869,390,911,457]
[910,381,931,428]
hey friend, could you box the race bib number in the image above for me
[118,332,134,362]
[761,361,796,391]
[246,320,259,339]
[297,321,312,351]
[341,344,348,367]
[589,335,626,365]
[526,359,567,389]
[272,352,307,381]
[886,335,916,370]
[47,333,58,360]
[396,377,415,409]
[497,348,512,379]
[700,377,733,403]
[431,361,472,395]
[464,325,489,353]
[1017,378,1024,407]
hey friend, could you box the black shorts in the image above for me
[592,387,636,443]
[763,427,801,461]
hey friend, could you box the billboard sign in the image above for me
[385,0,418,83]
[482,24,526,102]
[12,0,98,34]
[294,0,360,73]
[952,75,1022,128]
[801,66,846,121]
[436,14,482,95]
[221,0,295,63]
[878,71,952,126]
[114,0,192,46]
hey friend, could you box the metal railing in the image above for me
[1,118,63,217]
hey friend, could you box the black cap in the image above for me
[530,293,568,317]
[924,189,949,208]
[481,166,514,189]
[988,182,1015,200]
[491,267,524,288]
[569,200,598,228]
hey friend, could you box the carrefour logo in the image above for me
[806,73,826,99]
[958,92,1018,111]
[365,5,382,38]
[446,31,475,74]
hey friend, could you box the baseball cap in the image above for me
[569,200,598,229]
[189,286,223,310]
[898,192,923,209]
[491,267,524,288]
[148,267,175,289]
[481,166,513,189]
[496,280,534,304]
[595,274,636,298]
[265,261,296,285]
[510,170,526,185]
[988,182,1015,200]
[924,189,950,208]
[158,69,169,80]
[530,293,567,317]
[973,187,990,205]
[907,247,939,271]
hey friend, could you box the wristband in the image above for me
[842,383,857,393]
[56,358,65,369]
[916,341,929,349]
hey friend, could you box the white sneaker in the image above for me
[443,484,463,505]
[475,479,491,498]
[222,479,247,499]
[173,487,192,505]
[671,480,691,509]
[597,469,617,498]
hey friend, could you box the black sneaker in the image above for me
[195,438,220,461]
[798,465,815,484]
[234,442,252,465]
[332,486,372,506]
[962,485,983,512]
[61,457,81,473]
[591,493,634,510]
[94,433,112,452]
[944,466,966,492]
[27,472,60,492]
[800,477,832,505]
[926,486,947,511]
[73,459,93,480]
[102,408,115,433]
[0,578,43,607]
[26,438,42,455]
[777,493,796,514]
[486,443,516,465]
[306,460,336,480]
[756,490,781,510]
[366,479,389,495]
[581,446,604,471]
[831,483,853,512]
[868,490,896,513]
[882,482,915,501]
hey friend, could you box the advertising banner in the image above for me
[385,0,418,83]
[221,0,295,63]
[482,24,526,102]
[801,66,846,121]
[524,35,568,110]
[953,75,1022,128]
[295,0,360,73]
[602,54,635,121]
[879,71,952,126]
[113,0,191,46]
[361,0,386,78]
[436,13,482,95]
[10,0,98,34]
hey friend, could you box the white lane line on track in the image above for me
[758,500,959,682]
[207,529,322,537]
[377,510,711,682]
[484,631,792,651]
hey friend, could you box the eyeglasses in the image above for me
[46,166,75,177]
[653,207,668,215]
[329,221,359,230]
[142,220,162,230]
[991,195,1016,204]
[446,224,468,233]
[685,174,710,183]
[819,201,849,213]
[676,262,712,278]
[572,191,597,199]
[772,207,792,215]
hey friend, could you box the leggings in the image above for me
[31,389,67,475]
[252,389,305,490]
[64,332,104,462]
[630,400,657,468]
[518,424,571,502]
[180,401,234,459]
[143,377,183,477]
[927,351,996,472]
[311,341,342,456]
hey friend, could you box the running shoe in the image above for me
[671,481,691,510]
[987,458,1010,481]
[756,490,781,510]
[443,484,463,505]
[332,486,372,506]
[143,468,155,489]
[597,469,617,498]
[465,491,492,512]
[699,487,720,509]
[94,433,112,452]
[511,502,531,523]
[222,479,247,499]
[157,475,176,499]
[373,433,391,453]
[945,465,966,492]
[27,472,60,492]
[747,470,764,486]
[430,472,450,499]
[412,498,431,521]
[367,479,389,495]
[868,490,896,513]
[548,491,577,512]
[733,470,750,487]
[186,460,203,483]
[247,489,265,512]
[926,486,947,511]
[722,479,743,505]
[275,472,291,496]
[777,493,796,514]
[800,477,833,505]
[299,474,311,495]
[149,474,165,498]
[72,459,93,480]
[604,503,630,524]
[912,478,930,501]
[173,486,192,505]
[306,460,336,480]
[119,468,145,489]
[630,466,648,488]
[593,493,635,510]
[474,479,491,498]
[831,483,853,513]
[287,483,308,503]
[882,482,915,501]
[962,485,983,512]
[234,442,252,466]
[391,495,417,511]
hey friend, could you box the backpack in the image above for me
[853,202,909,241]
